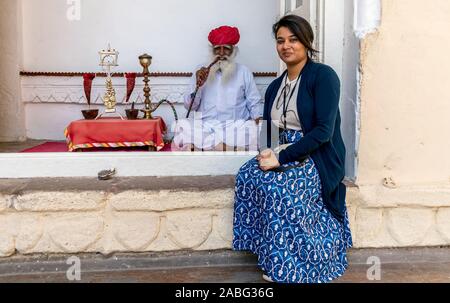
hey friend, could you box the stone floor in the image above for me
[0,248,449,283]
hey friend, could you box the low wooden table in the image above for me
[64,117,166,152]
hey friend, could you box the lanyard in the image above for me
[282,73,301,129]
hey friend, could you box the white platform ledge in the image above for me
[0,152,256,178]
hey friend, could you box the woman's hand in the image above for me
[257,149,281,171]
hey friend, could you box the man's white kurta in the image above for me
[173,63,263,150]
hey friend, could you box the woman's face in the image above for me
[276,26,307,66]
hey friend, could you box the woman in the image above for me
[232,15,352,283]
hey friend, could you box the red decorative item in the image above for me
[208,25,240,46]
[83,73,96,106]
[125,73,137,103]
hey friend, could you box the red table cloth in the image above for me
[65,117,167,152]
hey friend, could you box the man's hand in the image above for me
[195,67,210,88]
[256,149,280,171]
[254,117,262,125]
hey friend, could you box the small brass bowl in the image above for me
[81,109,99,120]
[126,109,140,120]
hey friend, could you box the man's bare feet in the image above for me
[224,144,235,152]
[214,143,226,151]
[213,143,242,151]
[192,144,203,151]
[175,144,199,151]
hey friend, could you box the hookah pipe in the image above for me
[147,98,179,144]
[153,99,179,122]
[186,57,220,118]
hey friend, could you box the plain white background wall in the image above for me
[21,0,280,73]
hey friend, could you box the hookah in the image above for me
[138,53,178,121]
[185,57,220,118]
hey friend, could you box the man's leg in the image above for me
[223,120,242,152]
[224,120,259,152]
[172,119,195,151]
[236,120,260,152]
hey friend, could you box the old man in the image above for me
[173,25,263,151]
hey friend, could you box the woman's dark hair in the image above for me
[272,14,319,59]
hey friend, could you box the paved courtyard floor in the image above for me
[0,247,449,283]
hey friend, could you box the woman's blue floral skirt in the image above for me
[233,129,353,283]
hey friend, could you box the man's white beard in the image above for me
[208,48,237,84]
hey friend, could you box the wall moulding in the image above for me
[20,71,278,78]
[21,74,274,105]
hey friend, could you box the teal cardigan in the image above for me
[263,59,347,221]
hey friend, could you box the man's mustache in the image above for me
[216,55,230,61]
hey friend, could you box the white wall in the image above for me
[22,0,280,73]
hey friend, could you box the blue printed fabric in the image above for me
[233,129,353,283]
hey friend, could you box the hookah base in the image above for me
[97,110,125,120]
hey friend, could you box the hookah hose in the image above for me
[185,57,220,118]
[157,99,179,122]
[157,99,179,144]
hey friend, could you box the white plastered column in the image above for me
[0,0,25,142]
